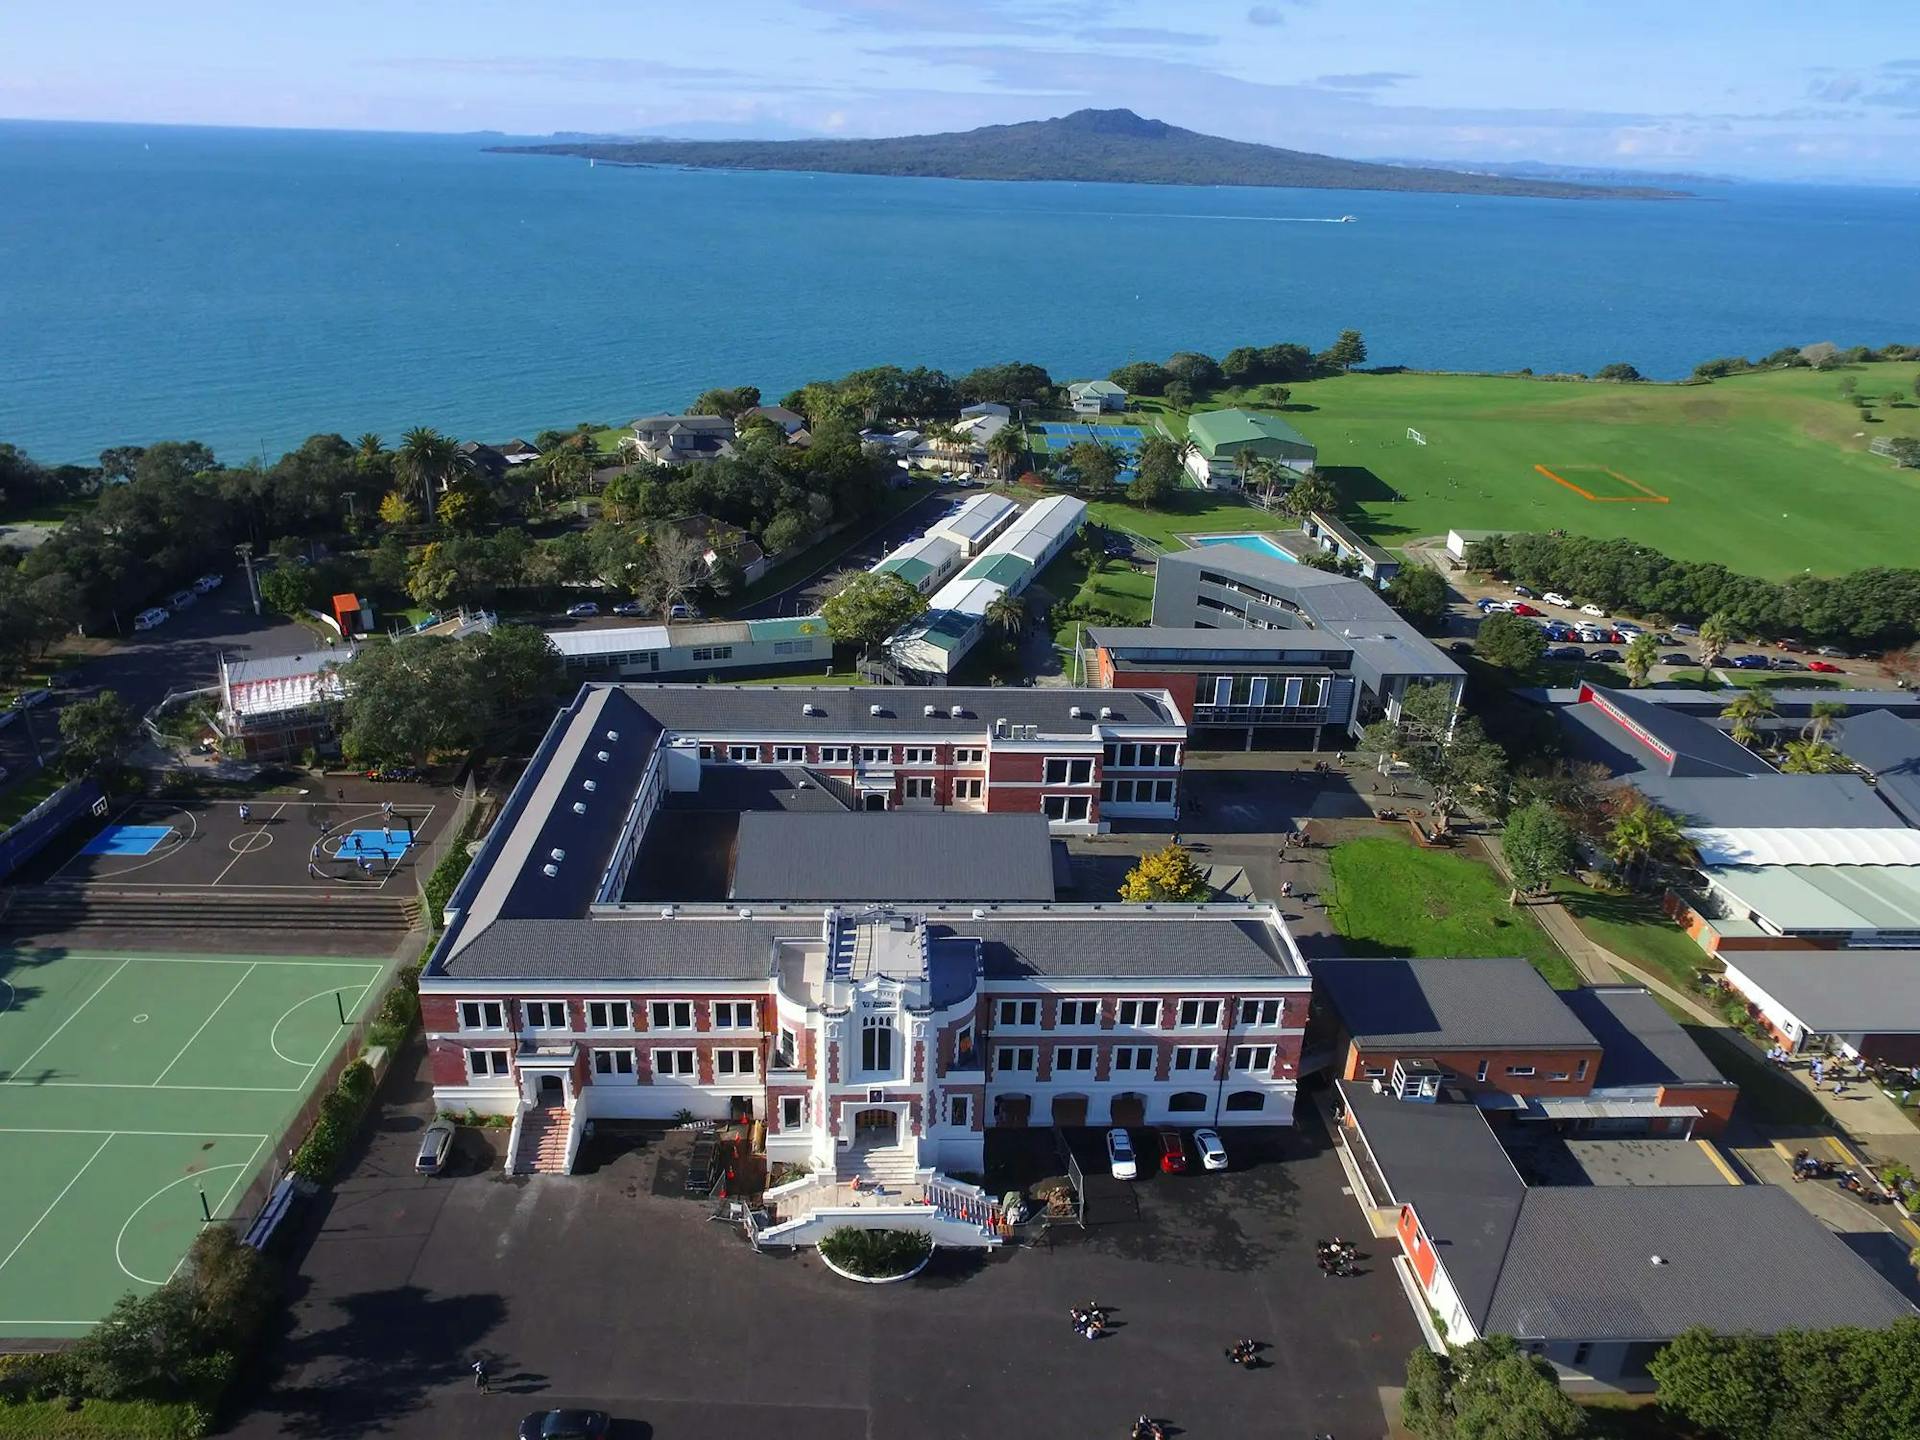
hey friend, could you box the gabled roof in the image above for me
[1836,708,1920,827]
[1312,957,1597,1051]
[1558,986,1726,1089]
[1722,949,1920,1033]
[1186,408,1315,457]
[1640,775,1906,832]
[1068,379,1126,398]
[1571,685,1770,779]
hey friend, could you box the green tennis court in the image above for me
[0,948,385,1335]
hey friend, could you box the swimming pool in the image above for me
[1189,533,1298,563]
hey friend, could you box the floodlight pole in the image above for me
[235,542,261,617]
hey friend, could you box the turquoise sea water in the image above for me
[1190,534,1299,563]
[3,120,1917,464]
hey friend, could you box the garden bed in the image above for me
[816,1228,933,1284]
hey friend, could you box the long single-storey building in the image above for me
[1184,410,1317,488]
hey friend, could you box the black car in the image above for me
[1590,648,1622,662]
[520,1411,610,1440]
[1545,645,1584,661]
[1447,640,1473,655]
[1660,652,1691,665]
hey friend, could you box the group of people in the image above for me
[1069,1303,1109,1340]
[1317,1237,1358,1278]
[1130,1417,1167,1440]
[1224,1338,1260,1367]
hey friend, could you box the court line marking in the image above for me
[2,957,130,1080]
[150,962,257,1086]
[1533,462,1671,504]
[304,974,379,1084]
[119,1162,248,1285]
[271,987,359,1070]
[60,807,200,883]
[0,978,14,1016]
[183,1135,271,1278]
[0,1133,115,1277]
[0,1127,276,1137]
[0,1080,302,1092]
[0,952,383,971]
[211,802,288,886]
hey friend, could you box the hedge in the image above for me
[290,1058,376,1181]
[0,1397,208,1440]
[422,812,480,932]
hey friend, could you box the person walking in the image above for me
[237,802,252,826]
[471,1360,489,1394]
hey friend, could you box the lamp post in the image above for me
[235,542,261,617]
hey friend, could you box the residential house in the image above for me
[1067,380,1127,415]
[626,415,737,465]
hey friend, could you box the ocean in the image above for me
[2,120,1917,465]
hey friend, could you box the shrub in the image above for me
[291,1058,383,1181]
[422,814,480,931]
[817,1227,933,1278]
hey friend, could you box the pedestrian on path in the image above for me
[472,1360,489,1394]
[237,802,251,825]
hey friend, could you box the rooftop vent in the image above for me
[1099,706,1114,719]
[870,704,883,716]
[950,705,967,719]
[802,702,822,716]
[1068,705,1083,719]
[596,750,610,762]
[737,907,753,919]
[972,908,985,920]
[924,704,937,717]
[542,863,559,877]
[1650,1255,1669,1266]
[549,848,566,862]
[994,717,1008,736]
[572,802,587,815]
[660,905,676,919]
[583,779,598,792]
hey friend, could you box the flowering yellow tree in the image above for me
[1119,843,1211,903]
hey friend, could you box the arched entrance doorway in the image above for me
[852,1108,899,1144]
[994,1094,1031,1128]
[1109,1092,1147,1126]
[1050,1094,1089,1127]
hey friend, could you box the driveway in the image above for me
[225,1049,1419,1440]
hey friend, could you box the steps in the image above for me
[0,885,420,936]
[514,1103,571,1175]
[846,1142,919,1194]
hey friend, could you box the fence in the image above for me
[0,776,101,883]
[413,771,482,924]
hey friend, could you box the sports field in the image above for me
[0,947,383,1335]
[1272,363,1920,577]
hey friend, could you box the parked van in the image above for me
[134,607,170,631]
[166,589,197,610]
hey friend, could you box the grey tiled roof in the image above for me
[1486,1185,1916,1340]
[945,913,1304,980]
[1559,986,1727,1089]
[1835,708,1920,827]
[1723,950,1920,1033]
[435,916,812,981]
[728,812,1057,903]
[1312,957,1597,1050]
[1635,774,1904,830]
[612,683,1179,735]
[1568,686,1769,779]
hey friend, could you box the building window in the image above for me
[773,745,806,763]
[1054,1046,1096,1072]
[1549,1070,1570,1081]
[1112,1045,1154,1071]
[1043,757,1094,786]
[1108,780,1134,803]
[716,1050,756,1076]
[780,1095,804,1129]
[954,748,983,765]
[1178,999,1222,1028]
[586,1000,630,1030]
[1154,780,1175,804]
[466,1048,510,1078]
[523,1000,567,1030]
[697,744,716,760]
[726,744,759,763]
[819,746,851,764]
[1042,795,1092,822]
[1173,1045,1214,1073]
[903,747,937,764]
[1224,1090,1265,1113]
[1117,999,1159,1027]
[653,1049,695,1077]
[1156,743,1179,767]
[593,1049,635,1077]
[775,1028,799,1068]
[1058,999,1098,1027]
[1240,998,1282,1027]
[861,746,892,764]
[713,1001,754,1029]
[950,1094,971,1128]
[995,1046,1036,1074]
[1233,1044,1274,1072]
[690,645,733,662]
[953,779,983,801]
[652,1001,693,1030]
[1575,1058,1589,1081]
[861,1015,894,1072]
[1506,1065,1536,1077]
[1475,1059,1489,1082]
[1168,1091,1208,1113]
[997,999,1039,1027]
[902,777,935,800]
[1362,1066,1387,1079]
[458,1001,505,1032]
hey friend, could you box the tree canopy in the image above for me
[1475,612,1546,671]
[1650,1321,1920,1440]
[819,571,928,652]
[1402,1338,1589,1440]
[1119,842,1212,903]
[1500,800,1577,903]
[1385,564,1449,631]
[1361,681,1505,832]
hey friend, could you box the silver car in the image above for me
[415,1117,456,1176]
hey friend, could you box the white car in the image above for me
[133,606,170,631]
[1192,1128,1229,1172]
[192,573,224,594]
[1106,1127,1138,1181]
[1579,604,1606,619]
[1542,592,1572,608]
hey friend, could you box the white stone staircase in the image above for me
[751,1145,1004,1248]
[511,1102,571,1175]
[847,1141,919,1196]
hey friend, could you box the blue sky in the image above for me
[4,1,1917,181]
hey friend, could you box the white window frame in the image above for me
[592,1048,637,1080]
[861,1014,894,1073]
[1112,1045,1154,1072]
[1043,757,1094,786]
[775,1027,799,1069]
[1042,794,1091,822]
[715,1049,757,1077]
[860,745,892,764]
[903,746,937,764]
[523,999,568,1030]
[780,1094,804,1128]
[650,1000,694,1030]
[1117,999,1159,1028]
[953,748,984,765]
[713,1001,755,1030]
[995,1045,1036,1074]
[653,1048,696,1078]
[1232,1044,1274,1072]
[466,1047,511,1078]
[996,999,1039,1027]
[726,743,759,764]
[1178,999,1222,1029]
[1172,1044,1214,1073]
[819,746,851,764]
[902,776,936,800]
[1506,1065,1536,1077]
[1575,1058,1589,1081]
[458,1000,505,1032]
[1476,1059,1490,1082]
[1053,1045,1096,1073]
[949,1093,972,1128]
[586,1000,630,1031]
[1239,998,1282,1028]
[773,745,806,764]
[953,778,983,801]
[1057,999,1098,1028]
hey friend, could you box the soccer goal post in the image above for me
[1407,427,1428,446]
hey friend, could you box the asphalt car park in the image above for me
[227,1050,1419,1440]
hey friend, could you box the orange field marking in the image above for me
[1533,463,1670,504]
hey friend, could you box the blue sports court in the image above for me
[1033,423,1149,484]
[332,828,414,863]
[79,824,174,856]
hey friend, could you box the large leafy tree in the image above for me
[1402,1338,1588,1440]
[1283,469,1337,519]
[691,385,761,419]
[1650,1323,1920,1440]
[1129,435,1182,508]
[985,422,1027,483]
[1118,843,1211,903]
[259,564,317,618]
[337,635,482,764]
[1500,800,1578,904]
[1360,680,1505,834]
[1385,564,1449,631]
[1606,792,1697,889]
[469,624,564,737]
[1062,439,1121,498]
[58,690,136,779]
[1324,329,1369,372]
[1475,612,1546,671]
[820,570,927,653]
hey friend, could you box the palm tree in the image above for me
[985,592,1026,638]
[397,427,461,520]
[1697,614,1733,674]
[1285,470,1337,520]
[1608,798,1698,890]
[1624,632,1659,688]
[1780,739,1851,774]
[1243,456,1279,509]
[1720,689,1778,749]
[354,433,385,463]
[1802,699,1846,744]
[1233,447,1258,491]
[985,423,1026,484]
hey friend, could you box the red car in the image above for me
[1511,602,1542,617]
[1156,1128,1189,1174]
[1807,660,1841,674]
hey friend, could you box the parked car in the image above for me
[611,601,646,617]
[1477,598,1511,613]
[1591,648,1622,662]
[1546,645,1584,661]
[1808,660,1842,673]
[1771,656,1804,670]
[415,1117,456,1176]
[1542,623,1572,640]
[12,689,50,710]
[133,606,169,631]
[166,589,197,610]
[1512,584,1535,598]
[1816,646,1852,659]
[1776,638,1807,654]
[1192,1128,1229,1172]
[518,1411,610,1440]
[1731,654,1771,669]
[192,573,224,594]
[563,602,599,618]
[1156,1128,1189,1174]
[1575,626,1606,643]
[1660,652,1691,665]
[668,602,700,620]
[1579,604,1606,618]
[1542,592,1572,608]
[1106,1127,1138,1181]
[1672,622,1698,636]
[1655,633,1681,646]
[1511,602,1542,618]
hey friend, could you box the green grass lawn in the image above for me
[1084,489,1292,550]
[1657,667,1843,689]
[1555,879,1715,994]
[1325,834,1583,989]
[0,769,65,829]
[589,425,629,456]
[1208,363,1920,578]
[727,668,870,687]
